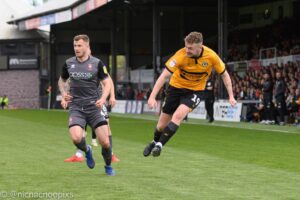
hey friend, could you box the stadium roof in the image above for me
[7,0,111,30]
[7,0,282,31]
[0,0,47,40]
[7,0,83,24]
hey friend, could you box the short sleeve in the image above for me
[165,50,183,73]
[97,61,109,80]
[61,63,69,80]
[212,53,226,75]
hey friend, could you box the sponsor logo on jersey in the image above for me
[71,64,75,69]
[88,64,93,70]
[69,72,93,80]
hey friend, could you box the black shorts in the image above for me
[162,86,204,115]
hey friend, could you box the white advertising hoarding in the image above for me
[111,100,126,113]
[189,101,206,119]
[213,101,242,122]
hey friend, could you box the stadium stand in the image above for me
[227,18,300,62]
[222,15,300,125]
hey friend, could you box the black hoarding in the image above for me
[9,56,38,69]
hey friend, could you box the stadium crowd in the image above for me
[224,17,300,125]
[228,61,300,125]
[227,18,300,61]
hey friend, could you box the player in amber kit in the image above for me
[143,32,236,157]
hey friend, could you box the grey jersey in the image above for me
[61,56,108,105]
[98,84,103,96]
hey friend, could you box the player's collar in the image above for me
[192,46,204,59]
[76,55,91,63]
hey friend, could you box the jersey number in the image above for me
[191,94,200,106]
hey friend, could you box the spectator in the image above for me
[146,88,152,99]
[204,78,215,123]
[227,18,300,62]
[136,90,147,100]
[275,71,287,125]
[125,84,135,100]
[286,88,299,124]
[0,95,9,109]
[261,72,275,124]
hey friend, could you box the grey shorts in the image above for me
[68,103,107,130]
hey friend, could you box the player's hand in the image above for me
[148,97,157,109]
[95,98,106,108]
[63,92,73,103]
[61,99,68,109]
[109,97,116,108]
[229,96,237,106]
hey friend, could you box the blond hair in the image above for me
[184,32,203,44]
[73,34,90,44]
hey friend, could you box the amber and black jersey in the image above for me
[165,45,225,91]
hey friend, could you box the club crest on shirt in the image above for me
[88,64,93,70]
[201,61,208,67]
[71,64,75,69]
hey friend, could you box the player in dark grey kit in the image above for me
[58,34,115,176]
[63,78,120,163]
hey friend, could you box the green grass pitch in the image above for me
[0,109,300,200]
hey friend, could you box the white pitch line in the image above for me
[111,113,298,134]
[46,110,299,134]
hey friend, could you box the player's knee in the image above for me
[101,141,110,148]
[72,137,81,144]
[158,127,164,132]
[156,125,165,132]
[172,113,184,123]
[98,138,110,148]
[71,134,82,144]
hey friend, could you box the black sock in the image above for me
[109,135,113,148]
[109,135,113,153]
[159,121,179,146]
[74,137,87,152]
[92,130,96,139]
[154,128,162,142]
[102,147,112,166]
